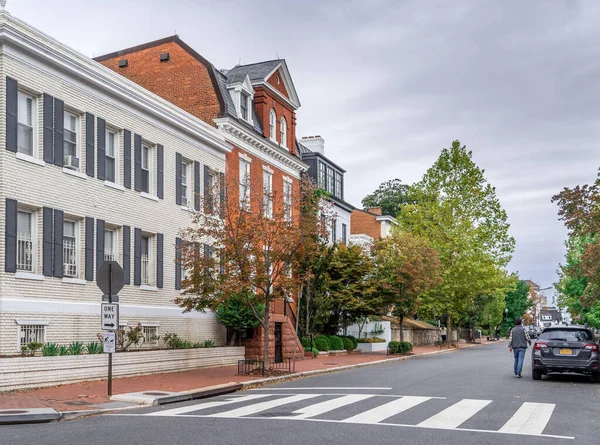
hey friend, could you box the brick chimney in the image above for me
[300,135,325,155]
[367,207,382,215]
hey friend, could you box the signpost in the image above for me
[96,261,124,396]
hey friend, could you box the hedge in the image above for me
[388,341,413,354]
[327,335,345,350]
[357,337,386,343]
[314,336,330,351]
[345,335,358,349]
[342,337,354,351]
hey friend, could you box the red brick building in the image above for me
[350,207,396,240]
[96,36,306,361]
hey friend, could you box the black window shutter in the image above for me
[85,113,95,177]
[122,225,131,284]
[96,219,105,271]
[156,233,164,288]
[157,144,164,199]
[134,228,142,285]
[219,172,225,217]
[6,77,18,152]
[4,198,17,272]
[123,129,132,189]
[85,217,94,281]
[204,243,210,259]
[175,237,182,290]
[194,161,200,211]
[203,165,211,214]
[134,134,142,192]
[43,94,54,163]
[175,153,182,205]
[97,118,106,181]
[53,99,64,167]
[42,207,53,276]
[53,209,64,277]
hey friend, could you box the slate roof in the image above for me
[214,68,263,134]
[296,141,312,155]
[226,60,282,83]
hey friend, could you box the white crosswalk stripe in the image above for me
[208,394,320,418]
[341,396,431,424]
[498,402,555,435]
[285,394,374,419]
[147,394,272,417]
[417,398,492,429]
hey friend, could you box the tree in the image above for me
[361,178,410,217]
[216,292,264,345]
[399,140,515,337]
[175,176,325,370]
[505,280,532,329]
[374,231,442,341]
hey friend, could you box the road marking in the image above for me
[147,394,271,417]
[285,394,374,419]
[499,402,555,435]
[250,387,392,391]
[209,394,320,418]
[341,396,431,424]
[417,399,492,429]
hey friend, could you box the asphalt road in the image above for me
[4,343,600,445]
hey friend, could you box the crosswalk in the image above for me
[127,392,571,440]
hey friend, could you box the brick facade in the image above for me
[350,209,382,239]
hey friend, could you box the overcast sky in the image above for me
[10,0,599,294]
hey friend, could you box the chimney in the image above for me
[300,135,325,155]
[367,207,382,215]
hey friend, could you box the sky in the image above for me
[8,0,600,294]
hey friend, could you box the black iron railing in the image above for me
[284,299,297,332]
[237,358,292,375]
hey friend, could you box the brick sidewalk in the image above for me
[0,342,490,412]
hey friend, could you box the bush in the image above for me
[42,343,59,356]
[85,342,103,354]
[301,337,312,348]
[388,341,413,354]
[203,339,215,348]
[163,332,185,349]
[481,329,489,336]
[342,337,354,351]
[345,335,358,349]
[68,342,85,355]
[314,336,330,351]
[327,335,344,350]
[311,348,319,357]
[58,345,70,356]
[357,337,386,343]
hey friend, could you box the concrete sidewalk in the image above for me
[0,341,495,414]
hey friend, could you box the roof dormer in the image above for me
[227,74,255,125]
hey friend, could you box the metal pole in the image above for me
[108,263,112,397]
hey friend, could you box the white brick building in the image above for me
[0,10,231,354]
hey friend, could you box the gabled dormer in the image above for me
[225,73,255,126]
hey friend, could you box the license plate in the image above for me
[559,349,573,355]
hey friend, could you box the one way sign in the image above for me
[101,303,119,331]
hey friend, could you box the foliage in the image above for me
[304,347,319,357]
[398,140,515,333]
[342,337,355,351]
[344,335,358,349]
[501,280,532,331]
[216,292,264,345]
[163,332,185,349]
[85,342,103,354]
[115,324,143,352]
[203,339,215,348]
[42,343,59,356]
[313,336,330,351]
[327,335,344,350]
[58,345,69,356]
[21,342,43,356]
[356,337,386,343]
[68,342,85,355]
[361,178,410,217]
[388,341,413,354]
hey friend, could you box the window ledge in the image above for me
[140,284,159,292]
[104,181,125,191]
[15,272,45,281]
[63,167,87,179]
[180,205,196,213]
[140,192,159,202]
[62,277,86,285]
[16,152,45,167]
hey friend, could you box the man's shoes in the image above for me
[517,374,522,378]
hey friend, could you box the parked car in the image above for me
[531,325,600,382]
[527,326,538,339]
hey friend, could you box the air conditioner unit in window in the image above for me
[64,155,80,170]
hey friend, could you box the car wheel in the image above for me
[532,369,542,380]
[592,372,600,383]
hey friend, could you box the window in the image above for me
[105,229,117,261]
[141,235,152,285]
[209,171,219,213]
[63,111,79,166]
[181,160,190,207]
[334,172,343,199]
[239,158,251,209]
[318,162,326,188]
[269,109,277,142]
[142,326,159,345]
[63,220,78,277]
[17,91,35,156]
[141,144,152,194]
[106,129,118,183]
[263,171,273,218]
[280,117,287,149]
[327,167,334,194]
[283,180,292,222]
[17,210,34,272]
[240,92,249,120]
[20,325,45,348]
[331,220,337,243]
[342,223,347,244]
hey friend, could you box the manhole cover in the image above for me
[143,392,170,396]
[0,410,28,415]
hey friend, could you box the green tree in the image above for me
[399,140,515,336]
[375,231,442,341]
[505,280,532,329]
[361,178,410,217]
[216,292,264,345]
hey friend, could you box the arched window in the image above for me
[269,109,277,142]
[280,117,287,149]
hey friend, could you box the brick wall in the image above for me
[350,209,381,239]
[242,315,303,361]
[253,86,296,153]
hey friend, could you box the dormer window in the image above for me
[269,109,277,142]
[240,92,249,120]
[280,117,287,149]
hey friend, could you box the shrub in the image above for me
[342,337,354,351]
[327,335,344,350]
[301,337,312,348]
[192,342,203,348]
[42,343,59,356]
[313,336,330,351]
[481,329,489,336]
[311,348,319,357]
[85,342,103,354]
[389,341,413,354]
[163,332,185,349]
[203,339,215,348]
[357,337,387,343]
[68,342,85,355]
[58,345,70,356]
[345,335,358,349]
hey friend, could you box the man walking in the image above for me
[508,318,531,378]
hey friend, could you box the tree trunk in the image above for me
[305,280,311,339]
[447,317,453,346]
[399,315,405,342]
[263,300,271,373]
[228,330,237,346]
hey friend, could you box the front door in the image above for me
[274,323,283,363]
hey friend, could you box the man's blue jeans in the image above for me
[513,347,526,375]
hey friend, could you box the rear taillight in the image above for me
[584,344,599,352]
[534,342,547,350]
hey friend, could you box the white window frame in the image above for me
[239,158,251,209]
[318,162,326,189]
[17,322,48,351]
[63,219,79,278]
[269,109,277,142]
[331,219,337,243]
[263,170,273,218]
[334,172,342,199]
[141,234,153,286]
[16,209,36,273]
[283,179,292,222]
[342,223,347,244]
[105,128,119,184]
[17,90,37,158]
[280,116,288,149]
[141,144,153,195]
[240,91,249,121]
[141,324,159,346]
[181,159,191,207]
[63,110,81,170]
[105,228,117,262]
[327,166,334,194]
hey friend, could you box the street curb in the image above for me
[59,404,142,421]
[109,382,243,406]
[0,408,60,425]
